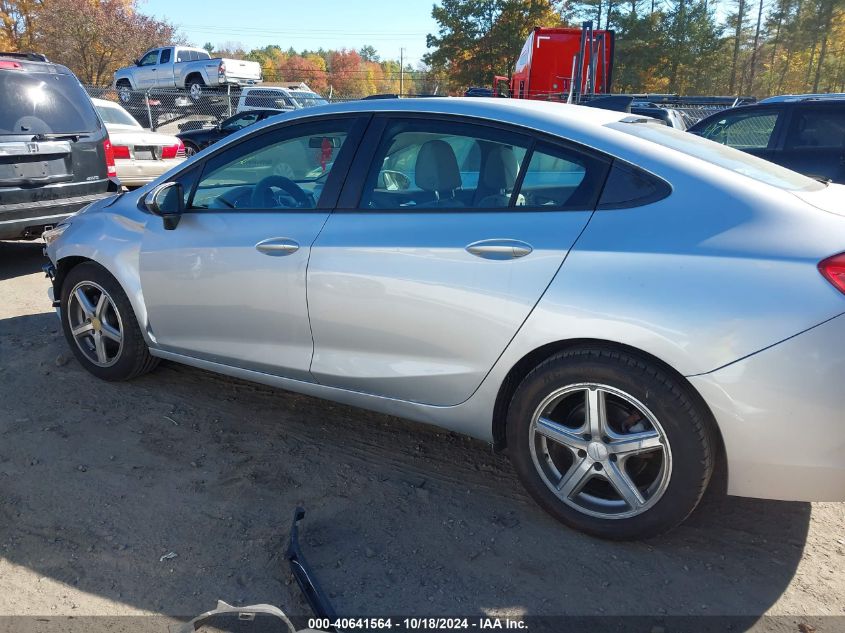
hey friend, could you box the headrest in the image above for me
[415,139,462,192]
[481,145,519,190]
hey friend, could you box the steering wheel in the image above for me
[251,176,310,208]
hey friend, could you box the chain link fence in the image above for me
[84,84,737,135]
[84,84,363,135]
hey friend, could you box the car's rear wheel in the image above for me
[60,262,158,381]
[187,77,205,102]
[507,347,716,540]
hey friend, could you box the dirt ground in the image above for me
[1,240,844,630]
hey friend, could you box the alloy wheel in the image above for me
[529,383,672,519]
[67,281,124,368]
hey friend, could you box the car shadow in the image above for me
[0,311,813,625]
[0,240,47,282]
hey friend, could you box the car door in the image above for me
[155,47,176,88]
[307,116,610,406]
[135,49,161,89]
[139,115,367,380]
[692,106,785,163]
[779,104,845,184]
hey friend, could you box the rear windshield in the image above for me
[289,91,328,108]
[608,119,825,192]
[95,103,140,127]
[0,71,101,135]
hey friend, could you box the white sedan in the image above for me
[92,98,185,188]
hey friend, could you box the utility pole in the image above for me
[400,48,404,96]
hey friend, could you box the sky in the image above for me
[140,0,440,66]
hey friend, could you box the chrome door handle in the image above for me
[255,237,299,256]
[466,239,533,260]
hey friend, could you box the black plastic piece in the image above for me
[286,507,338,630]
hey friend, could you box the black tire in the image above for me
[116,80,133,104]
[506,347,716,540]
[60,261,159,381]
[186,76,206,102]
[183,140,200,157]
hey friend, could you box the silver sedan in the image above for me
[43,98,845,539]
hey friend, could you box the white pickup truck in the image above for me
[113,46,262,101]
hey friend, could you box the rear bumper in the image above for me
[689,313,845,502]
[0,189,116,240]
[222,77,262,87]
[115,158,183,187]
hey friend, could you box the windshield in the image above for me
[95,103,141,128]
[0,72,101,135]
[608,119,825,192]
[289,91,328,108]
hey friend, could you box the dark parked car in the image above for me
[0,52,118,240]
[688,96,845,184]
[177,109,280,156]
[465,87,494,97]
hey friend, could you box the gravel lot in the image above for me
[1,240,843,630]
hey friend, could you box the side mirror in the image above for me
[144,181,184,230]
[134,59,141,66]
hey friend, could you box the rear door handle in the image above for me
[466,239,533,260]
[255,237,299,256]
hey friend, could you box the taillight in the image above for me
[819,253,845,295]
[112,145,131,159]
[161,141,184,159]
[219,62,225,76]
[103,139,117,178]
[0,60,23,70]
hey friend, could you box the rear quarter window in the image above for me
[598,161,671,209]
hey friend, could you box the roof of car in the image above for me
[92,97,122,108]
[284,96,626,125]
[759,93,845,103]
[0,52,71,74]
[216,97,631,160]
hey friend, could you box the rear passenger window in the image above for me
[786,109,845,150]
[359,120,530,210]
[358,119,609,211]
[597,161,672,209]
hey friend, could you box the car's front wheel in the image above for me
[507,347,716,540]
[60,262,159,381]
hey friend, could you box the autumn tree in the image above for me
[1,0,180,85]
[425,0,564,92]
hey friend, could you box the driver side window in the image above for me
[223,112,259,132]
[139,50,159,66]
[190,120,354,211]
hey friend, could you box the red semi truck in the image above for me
[494,24,615,102]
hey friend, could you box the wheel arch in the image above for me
[53,252,152,347]
[54,255,94,300]
[491,338,726,465]
[185,72,205,85]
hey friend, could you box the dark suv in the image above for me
[0,52,118,240]
[688,96,845,184]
